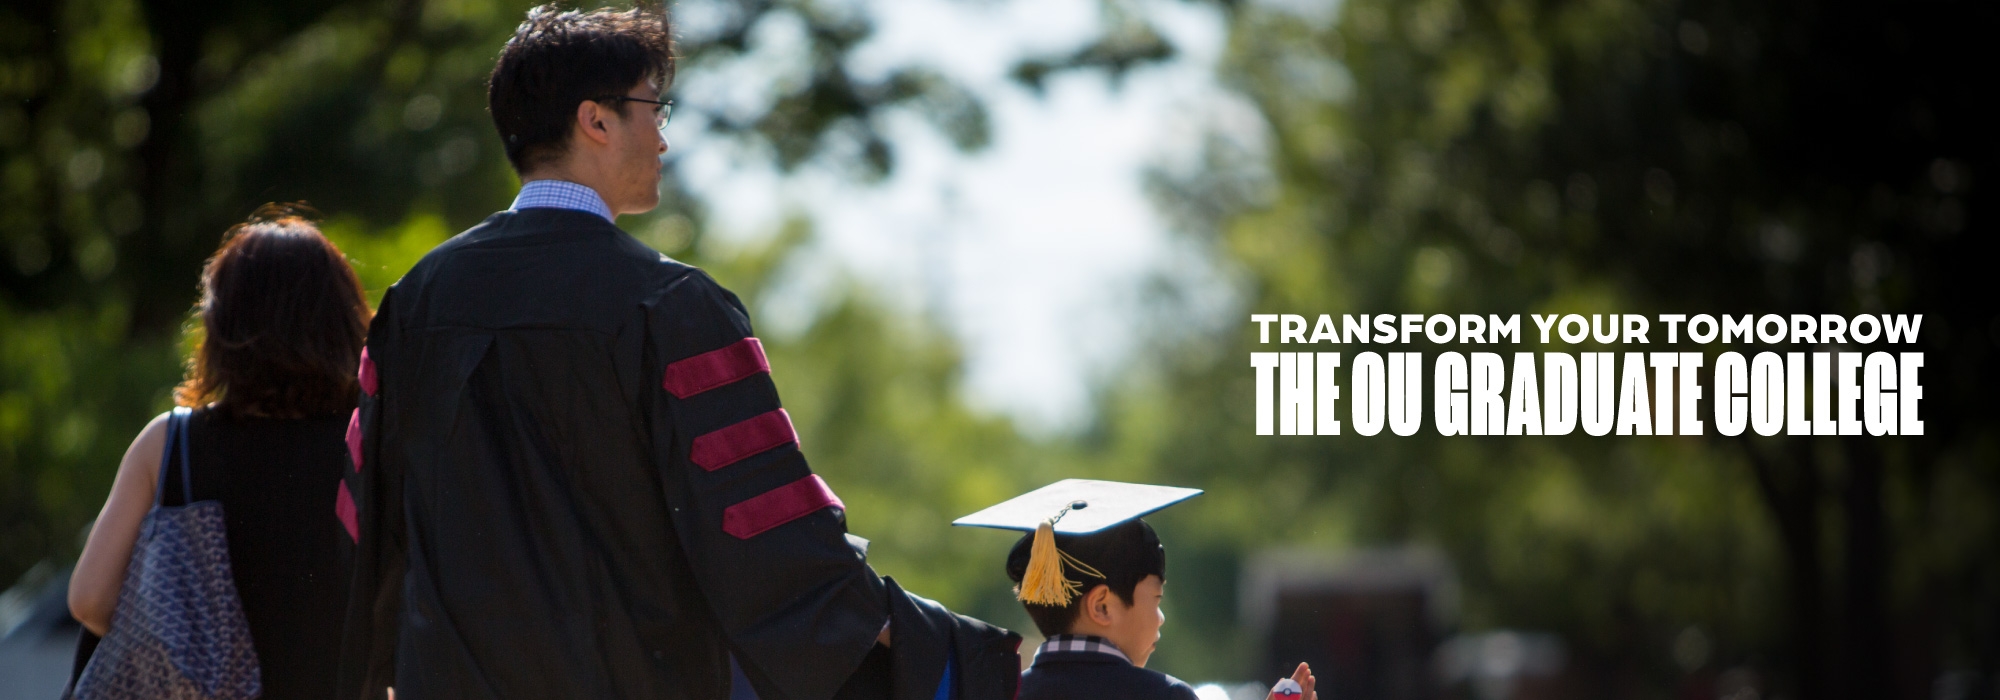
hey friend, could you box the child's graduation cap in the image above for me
[954,479,1202,607]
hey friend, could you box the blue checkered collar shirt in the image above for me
[509,179,615,223]
[1034,634,1131,665]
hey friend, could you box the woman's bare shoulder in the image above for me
[120,410,176,479]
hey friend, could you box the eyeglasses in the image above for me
[593,95,673,130]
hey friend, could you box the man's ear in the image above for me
[574,100,614,147]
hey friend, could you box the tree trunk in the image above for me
[1749,439,1824,700]
[1841,437,1891,700]
[129,0,214,333]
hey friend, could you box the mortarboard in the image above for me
[954,479,1202,607]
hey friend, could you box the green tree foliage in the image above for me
[1125,0,1997,694]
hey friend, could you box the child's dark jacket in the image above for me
[1019,647,1199,700]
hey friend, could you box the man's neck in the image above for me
[520,168,615,212]
[522,173,599,191]
[513,179,617,223]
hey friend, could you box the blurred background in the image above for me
[1,0,1994,698]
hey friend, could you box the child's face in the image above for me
[1101,575,1166,667]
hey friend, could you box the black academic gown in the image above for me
[881,578,1023,700]
[337,207,898,700]
[1018,651,1199,700]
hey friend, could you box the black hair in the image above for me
[487,4,675,174]
[1005,520,1166,638]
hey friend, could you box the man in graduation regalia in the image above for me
[335,6,1019,700]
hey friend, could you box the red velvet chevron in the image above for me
[335,482,358,542]
[346,409,363,473]
[663,338,769,398]
[358,347,378,397]
[691,409,798,471]
[722,475,843,539]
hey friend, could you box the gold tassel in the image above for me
[1017,518,1104,606]
[1019,520,1071,605]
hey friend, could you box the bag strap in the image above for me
[176,407,193,504]
[155,407,193,507]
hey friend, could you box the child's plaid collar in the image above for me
[1036,634,1131,664]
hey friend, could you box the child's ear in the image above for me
[1084,584,1117,625]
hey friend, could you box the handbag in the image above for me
[72,406,263,700]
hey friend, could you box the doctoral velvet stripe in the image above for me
[335,482,359,542]
[723,475,843,539]
[692,409,798,471]
[358,348,378,396]
[346,409,364,473]
[663,337,770,398]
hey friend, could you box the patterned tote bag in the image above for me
[73,407,263,700]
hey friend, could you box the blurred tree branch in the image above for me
[1010,0,1175,95]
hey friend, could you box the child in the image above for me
[954,480,1319,700]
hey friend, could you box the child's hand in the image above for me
[1268,663,1316,700]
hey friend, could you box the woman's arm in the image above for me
[68,412,171,635]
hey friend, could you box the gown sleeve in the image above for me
[883,577,1023,700]
[336,288,405,700]
[642,268,890,700]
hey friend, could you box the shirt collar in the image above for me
[510,179,615,223]
[1034,634,1131,665]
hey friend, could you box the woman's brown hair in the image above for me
[175,203,371,418]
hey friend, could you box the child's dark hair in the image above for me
[1005,520,1166,637]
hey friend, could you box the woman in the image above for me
[69,203,369,699]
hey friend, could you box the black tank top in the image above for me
[160,406,350,700]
